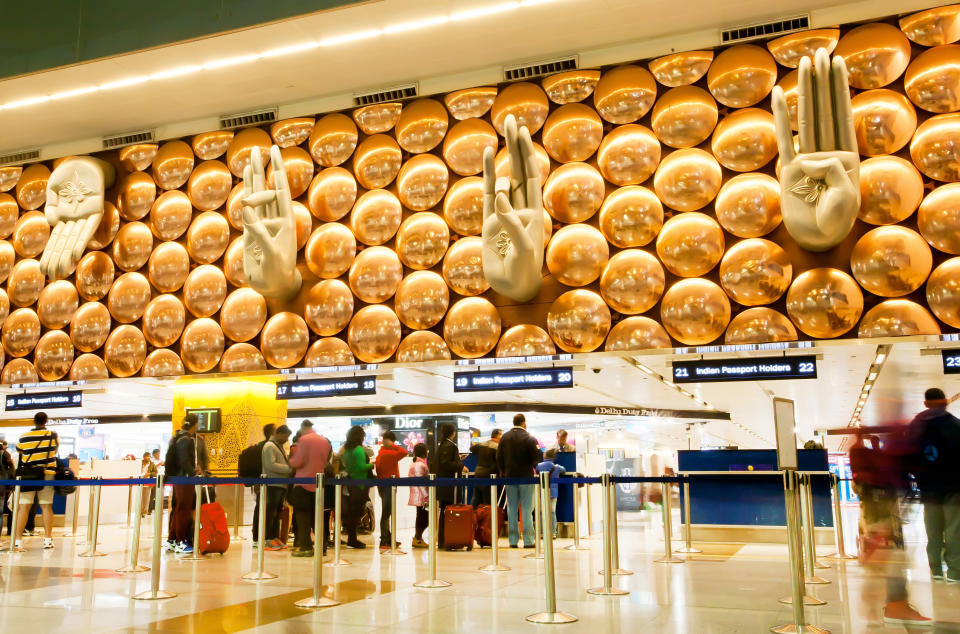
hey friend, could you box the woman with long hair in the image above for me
[340,425,374,548]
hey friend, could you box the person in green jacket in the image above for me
[341,426,374,548]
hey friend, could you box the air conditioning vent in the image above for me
[722,15,810,43]
[353,84,418,106]
[102,129,155,149]
[504,55,578,81]
[0,149,40,165]
[219,108,278,129]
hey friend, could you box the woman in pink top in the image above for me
[408,443,430,548]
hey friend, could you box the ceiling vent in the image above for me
[722,15,810,44]
[219,108,278,129]
[102,129,155,150]
[353,83,418,106]
[0,148,40,165]
[504,55,578,81]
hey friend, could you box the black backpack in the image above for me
[238,441,264,480]
[164,435,180,477]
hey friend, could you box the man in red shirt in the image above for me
[375,431,408,551]
[288,420,332,556]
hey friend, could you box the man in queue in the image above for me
[288,420,332,557]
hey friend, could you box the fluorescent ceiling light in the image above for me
[867,371,878,381]
[875,352,887,364]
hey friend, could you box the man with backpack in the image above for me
[14,412,59,550]
[165,415,204,555]
[238,424,275,545]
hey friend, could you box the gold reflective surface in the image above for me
[546,224,609,287]
[767,28,840,68]
[350,189,402,246]
[707,44,777,108]
[653,149,723,212]
[395,270,449,330]
[152,140,194,190]
[395,98,448,154]
[0,241,13,284]
[543,70,601,104]
[305,337,355,367]
[220,287,267,342]
[7,259,44,307]
[443,177,483,236]
[542,162,605,223]
[444,87,497,121]
[777,70,800,131]
[292,200,311,251]
[308,167,357,221]
[223,237,246,287]
[220,343,267,373]
[353,103,402,135]
[0,193,17,239]
[310,113,358,167]
[859,155,924,225]
[604,316,672,351]
[267,146,315,199]
[192,130,233,161]
[715,173,781,238]
[12,210,49,259]
[656,212,724,277]
[442,236,488,296]
[542,103,604,163]
[905,45,960,113]
[835,23,912,89]
[443,297,501,359]
[918,183,960,254]
[0,167,21,193]
[37,280,78,329]
[850,225,932,297]
[719,238,793,306]
[142,349,184,378]
[16,164,49,210]
[593,65,657,124]
[491,82,550,135]
[600,249,665,314]
[911,112,960,181]
[650,86,719,149]
[348,304,401,363]
[648,51,713,87]
[353,134,402,190]
[75,252,115,301]
[150,190,193,240]
[88,202,120,250]
[186,211,229,264]
[0,289,8,325]
[112,221,153,272]
[2,308,40,357]
[852,89,918,156]
[443,119,498,177]
[2,358,36,383]
[396,331,451,363]
[270,117,315,148]
[147,240,189,292]
[142,294,185,348]
[596,124,660,186]
[711,108,777,172]
[226,128,271,179]
[396,212,450,270]
[180,318,225,373]
[496,324,556,358]
[103,324,146,377]
[305,222,356,279]
[107,271,150,323]
[900,5,960,46]
[598,185,663,248]
[660,278,731,345]
[348,246,403,303]
[34,333,72,381]
[183,264,227,318]
[185,160,230,213]
[725,307,798,344]
[70,301,110,353]
[547,289,611,353]
[927,257,960,328]
[786,268,864,338]
[69,354,107,381]
[304,279,353,336]
[396,154,449,211]
[858,299,941,337]
[117,171,157,221]
[260,312,308,369]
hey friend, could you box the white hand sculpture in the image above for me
[242,145,302,300]
[40,157,115,280]
[481,114,545,302]
[772,48,860,252]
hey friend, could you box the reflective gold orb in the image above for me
[192,130,233,161]
[112,221,153,272]
[225,128,270,178]
[107,271,150,323]
[75,252,114,301]
[656,212,725,277]
[724,307,798,344]
[767,28,840,68]
[859,300,941,338]
[353,134,402,190]
[2,308,40,357]
[542,162,605,223]
[219,343,266,373]
[310,113,358,167]
[443,297,501,358]
[719,239,793,306]
[911,113,960,181]
[496,324,556,357]
[179,318,225,373]
[850,225,932,297]
[223,237,246,288]
[186,160,231,212]
[776,70,800,132]
[270,117,314,148]
[142,349,184,378]
[152,140,194,190]
[142,294,185,348]
[543,69,601,104]
[715,173,781,238]
[117,171,156,221]
[905,45,960,114]
[70,301,110,352]
[707,45,777,107]
[599,249,664,315]
[348,305,402,363]
[835,23,912,89]
[305,223,356,279]
[660,279,731,345]
[348,246,402,303]
[0,166,20,193]
[927,257,960,328]
[547,290,611,352]
[103,325,147,377]
[186,211,229,264]
[33,330,71,381]
[494,141,551,185]
[7,259,44,307]
[542,103,604,163]
[900,5,960,46]
[219,287,267,342]
[12,210,49,258]
[593,65,657,124]
[37,280,78,329]
[87,202,119,250]
[650,86,719,148]
[69,354,107,381]
[294,201,312,253]
[350,189,402,246]
[119,144,158,172]
[1,358,36,383]
[266,146,314,199]
[653,149,722,212]
[443,177,483,235]
[785,268,864,338]
[396,331,451,363]
[396,98,448,154]
[597,186,662,248]
[442,236,488,296]
[858,156,924,225]
[226,182,245,230]
[604,316,672,351]
[183,265,226,318]
[546,224,609,287]
[852,89,918,156]
[444,87,497,121]
[443,119,498,176]
[397,154,449,211]
[304,279,353,336]
[147,241,189,293]
[596,124,660,186]
[353,103,402,135]
[396,212,450,270]
[711,108,777,172]
[0,289,9,324]
[259,312,308,368]
[918,183,960,254]
[0,193,17,239]
[648,51,713,87]
[16,164,49,210]
[150,190,193,240]
[308,167,357,221]
[305,337,355,367]
[491,82,550,135]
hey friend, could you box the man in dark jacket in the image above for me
[496,414,542,548]
[470,429,500,507]
[436,422,465,546]
[167,415,204,554]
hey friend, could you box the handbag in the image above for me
[16,461,46,492]
[54,460,76,496]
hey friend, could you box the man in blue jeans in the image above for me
[496,414,542,548]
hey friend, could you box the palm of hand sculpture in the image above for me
[481,114,544,302]
[242,145,302,300]
[40,157,115,280]
[772,48,860,252]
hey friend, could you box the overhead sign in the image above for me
[773,397,798,471]
[5,391,82,411]
[453,367,573,392]
[276,376,377,400]
[672,355,817,383]
[943,349,960,374]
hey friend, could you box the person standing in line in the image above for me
[167,414,204,554]
[341,426,374,549]
[555,429,574,453]
[436,422,467,546]
[239,424,275,546]
[0,440,14,537]
[13,412,59,550]
[140,452,158,516]
[536,448,567,537]
[261,425,294,551]
[287,420,332,557]
[375,431,408,552]
[408,443,430,549]
[497,414,542,548]
[470,429,501,507]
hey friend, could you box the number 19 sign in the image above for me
[453,367,574,392]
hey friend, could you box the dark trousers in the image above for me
[1,491,10,536]
[472,482,491,507]
[250,487,261,541]
[289,486,327,551]
[264,487,286,542]
[437,501,449,545]
[170,484,195,544]
[414,506,428,540]
[378,485,393,546]
[343,485,368,541]
[923,491,960,576]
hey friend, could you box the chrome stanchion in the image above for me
[588,473,628,596]
[799,475,829,583]
[124,479,133,529]
[326,474,350,567]
[526,471,577,624]
[602,476,632,575]
[2,480,22,552]
[133,474,176,600]
[655,480,684,564]
[414,474,450,588]
[81,482,95,545]
[180,484,205,561]
[480,477,510,572]
[117,484,149,573]
[675,479,701,554]
[232,484,246,542]
[804,474,830,570]
[585,480,595,537]
[384,475,405,556]
[564,480,589,551]
[824,474,855,561]
[296,474,339,609]
[79,477,105,557]
[525,480,544,560]
[62,487,81,538]
[242,476,277,580]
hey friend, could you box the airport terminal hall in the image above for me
[3,1,960,632]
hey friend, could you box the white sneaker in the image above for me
[42,538,53,549]
[13,540,22,549]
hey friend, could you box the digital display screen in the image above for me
[276,376,377,400]
[187,408,221,434]
[943,349,960,374]
[453,367,574,392]
[672,355,818,383]
[5,391,82,411]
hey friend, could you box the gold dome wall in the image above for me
[2,8,958,382]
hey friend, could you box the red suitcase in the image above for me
[475,504,505,547]
[443,504,476,550]
[198,489,230,555]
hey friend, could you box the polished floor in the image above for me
[0,508,958,633]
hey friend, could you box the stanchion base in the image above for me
[675,547,702,554]
[116,565,150,573]
[813,561,831,570]
[823,553,856,561]
[563,544,590,551]
[179,554,206,561]
[0,546,24,553]
[325,559,352,567]
[295,596,341,609]
[587,586,628,596]
[382,549,406,556]
[770,624,830,633]
[524,552,544,560]
[231,535,247,543]
[654,557,684,564]
[241,571,278,581]
[413,579,451,588]
[132,589,177,601]
[804,575,830,585]
[525,611,578,624]
[479,564,511,572]
[779,595,827,606]
[78,550,106,558]
[598,568,635,575]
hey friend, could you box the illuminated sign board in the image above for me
[453,367,573,392]
[5,391,82,411]
[672,355,817,383]
[276,376,377,400]
[943,349,960,374]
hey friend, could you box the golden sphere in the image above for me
[225,182,245,230]
[225,128,270,178]
[597,124,660,186]
[183,264,227,318]
[107,271,150,323]
[350,189,401,246]
[547,290,611,352]
[0,166,20,193]
[491,82,550,135]
[900,5,960,46]
[919,183,960,253]
[2,308,40,357]
[767,28,840,68]
[0,193,18,239]
[395,98,448,154]
[1,358,36,383]
[152,140,194,190]
[600,249,665,314]
[397,154,449,211]
[7,259,44,307]
[270,117,314,148]
[305,223,356,278]
[444,87,497,121]
[266,146,314,199]
[304,279,353,336]
[353,103,402,135]
[353,134,402,190]
[443,119,498,177]
[103,325,147,377]
[220,343,266,373]
[785,268,864,338]
[187,160,232,212]
[656,212,725,277]
[906,45,960,115]
[443,297,501,358]
[648,51,713,87]
[715,173,781,238]
[396,331,452,363]
[396,212,450,270]
[776,70,800,131]
[12,211,49,259]
[395,271,449,330]
[305,338,355,367]
[142,294,186,348]
[70,302,110,352]
[442,236,489,296]
[660,279,731,345]
[309,113,358,167]
[192,130,233,161]
[112,221,153,272]
[604,316,671,351]
[220,287,267,342]
[835,23,912,89]
[69,354,107,381]
[348,305,402,363]
[725,308,798,344]
[496,324,556,358]
[223,237,246,287]
[707,44,777,108]
[719,239,793,306]
[651,86,718,148]
[15,164,49,210]
[150,190,193,240]
[852,89,917,156]
[308,167,357,221]
[76,251,114,301]
[542,162,605,223]
[34,330,73,381]
[90,203,121,250]
[142,349,184,378]
[711,108,778,172]
[0,289,8,324]
[598,186,663,248]
[851,226,933,297]
[542,103,604,163]
[179,318,225,373]
[37,280,78,329]
[186,211,229,264]
[911,113,960,181]
[593,65,657,124]
[858,300,941,338]
[547,224,609,287]
[119,143,158,172]
[859,156,924,225]
[147,241,189,292]
[543,69,601,104]
[443,177,484,236]
[927,257,960,328]
[0,240,14,284]
[348,246,402,304]
[653,149,722,212]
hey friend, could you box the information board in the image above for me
[5,391,82,411]
[453,367,573,392]
[276,376,377,400]
[672,355,817,383]
[943,349,960,374]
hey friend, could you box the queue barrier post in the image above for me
[588,473,628,596]
[564,479,589,551]
[804,474,830,570]
[414,474,450,589]
[479,476,509,572]
[655,480,683,564]
[79,477,106,557]
[242,476,277,580]
[63,485,81,538]
[232,483,246,542]
[675,479,701,554]
[384,475,405,556]
[526,471,577,624]
[2,480,22,553]
[327,475,350,567]
[124,479,134,529]
[82,482,95,545]
[134,474,176,600]
[824,474,855,561]
[525,479,544,560]
[180,484,206,561]
[117,483,149,573]
[295,473,339,609]
[799,475,829,584]
[601,476,632,575]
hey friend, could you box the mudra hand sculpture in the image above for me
[40,157,115,280]
[241,145,302,300]
[481,114,544,302]
[772,48,860,252]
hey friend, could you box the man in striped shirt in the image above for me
[15,412,59,549]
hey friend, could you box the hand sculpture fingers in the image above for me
[797,157,856,193]
[504,114,526,210]
[250,148,266,195]
[56,219,86,280]
[48,221,76,280]
[74,213,101,261]
[831,56,857,153]
[482,146,496,221]
[518,124,542,213]
[269,145,293,221]
[814,48,836,150]
[797,56,816,154]
[242,205,270,243]
[772,87,796,164]
[43,189,60,226]
[39,222,64,276]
